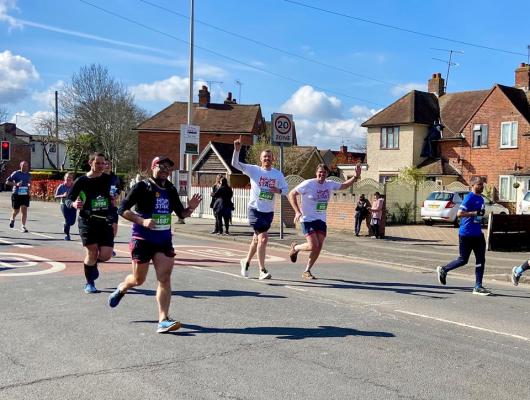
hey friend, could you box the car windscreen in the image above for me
[426,192,453,201]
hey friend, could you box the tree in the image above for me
[60,64,147,172]
[397,166,425,223]
[246,140,314,176]
[34,116,60,170]
[0,105,8,123]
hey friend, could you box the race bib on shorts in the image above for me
[91,197,109,211]
[316,202,328,212]
[259,190,274,201]
[152,213,171,231]
[18,187,28,195]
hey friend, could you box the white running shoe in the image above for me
[240,259,249,278]
[259,269,271,280]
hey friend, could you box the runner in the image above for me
[65,152,116,294]
[104,160,120,256]
[5,161,31,232]
[54,172,77,241]
[107,156,202,333]
[511,259,530,286]
[231,136,288,280]
[435,176,491,295]
[288,164,361,279]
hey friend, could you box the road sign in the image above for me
[271,113,294,144]
[180,124,200,155]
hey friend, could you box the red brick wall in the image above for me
[440,86,530,199]
[0,143,32,188]
[137,131,255,171]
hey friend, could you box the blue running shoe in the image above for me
[112,251,116,257]
[108,287,125,308]
[157,318,181,333]
[84,282,98,294]
[511,266,521,286]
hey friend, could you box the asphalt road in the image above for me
[1,197,529,400]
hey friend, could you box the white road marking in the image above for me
[284,285,308,292]
[174,245,285,262]
[29,232,55,239]
[0,252,66,276]
[187,265,242,278]
[395,309,530,342]
[0,237,33,248]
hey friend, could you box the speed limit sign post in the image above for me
[271,113,294,239]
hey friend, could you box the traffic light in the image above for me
[1,141,10,160]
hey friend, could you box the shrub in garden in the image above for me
[30,179,63,201]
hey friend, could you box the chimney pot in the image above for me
[515,63,530,91]
[198,85,210,108]
[428,72,445,96]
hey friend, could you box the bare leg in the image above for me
[256,231,269,270]
[153,253,174,322]
[10,208,19,222]
[245,233,259,264]
[306,233,325,272]
[119,261,149,292]
[20,206,27,226]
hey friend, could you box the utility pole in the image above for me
[235,79,243,103]
[55,90,60,169]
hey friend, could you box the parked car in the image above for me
[517,191,530,215]
[421,190,509,226]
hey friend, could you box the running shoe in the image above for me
[21,226,28,233]
[9,220,14,228]
[112,251,116,257]
[108,287,125,308]
[436,266,447,285]
[84,282,98,294]
[289,242,299,263]
[472,286,492,296]
[157,318,181,333]
[64,235,71,241]
[259,269,271,280]
[302,271,316,280]
[511,266,521,286]
[240,259,249,278]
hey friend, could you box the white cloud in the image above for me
[281,85,342,119]
[391,82,426,97]
[0,50,39,103]
[0,0,21,29]
[130,75,208,102]
[195,64,226,78]
[31,80,65,107]
[9,109,53,134]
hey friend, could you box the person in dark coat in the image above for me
[354,193,371,236]
[210,174,223,234]
[212,177,233,235]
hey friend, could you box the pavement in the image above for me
[173,216,530,285]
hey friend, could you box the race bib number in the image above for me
[259,190,274,201]
[91,197,109,211]
[152,213,171,231]
[18,187,28,195]
[316,202,328,212]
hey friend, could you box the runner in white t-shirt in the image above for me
[288,163,361,279]
[232,136,288,280]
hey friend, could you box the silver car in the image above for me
[517,191,530,215]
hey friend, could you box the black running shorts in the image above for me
[78,216,114,247]
[129,238,176,264]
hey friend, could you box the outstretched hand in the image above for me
[354,163,362,180]
[188,193,203,209]
[234,135,242,151]
[293,212,302,223]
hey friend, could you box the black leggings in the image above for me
[215,213,230,233]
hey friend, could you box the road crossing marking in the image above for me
[174,245,285,262]
[395,309,530,342]
[0,252,66,276]
[0,237,33,248]
[29,232,55,239]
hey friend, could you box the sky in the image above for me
[0,0,529,151]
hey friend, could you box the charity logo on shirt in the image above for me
[314,189,331,212]
[17,186,28,195]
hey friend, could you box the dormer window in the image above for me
[380,126,399,149]
[472,124,488,148]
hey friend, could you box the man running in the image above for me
[6,161,31,232]
[436,176,491,295]
[288,164,361,279]
[511,259,530,286]
[66,152,116,294]
[108,156,202,333]
[232,136,288,280]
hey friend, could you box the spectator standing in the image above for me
[210,174,223,234]
[354,194,370,237]
[212,177,233,235]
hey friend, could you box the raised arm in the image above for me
[339,164,361,190]
[231,135,247,173]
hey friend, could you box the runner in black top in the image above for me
[65,152,116,294]
[108,156,202,333]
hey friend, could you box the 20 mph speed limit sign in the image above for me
[272,113,294,144]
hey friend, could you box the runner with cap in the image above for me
[231,136,288,280]
[288,163,361,279]
[6,161,32,232]
[65,152,116,294]
[108,156,202,333]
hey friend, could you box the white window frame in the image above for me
[499,175,516,201]
[500,121,518,148]
[380,126,399,149]
[472,123,488,148]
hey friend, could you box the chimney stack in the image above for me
[340,144,347,154]
[198,85,210,108]
[224,92,237,104]
[428,73,445,97]
[515,63,530,91]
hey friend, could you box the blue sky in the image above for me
[1,0,529,151]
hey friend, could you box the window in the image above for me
[380,126,399,149]
[30,143,35,153]
[499,175,516,201]
[500,121,518,148]
[472,124,488,147]
[49,143,56,153]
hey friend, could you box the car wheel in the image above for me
[424,220,434,226]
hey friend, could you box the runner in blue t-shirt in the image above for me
[5,161,31,232]
[108,156,202,333]
[436,177,491,295]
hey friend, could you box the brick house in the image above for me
[0,123,31,189]
[361,63,530,209]
[135,86,265,172]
